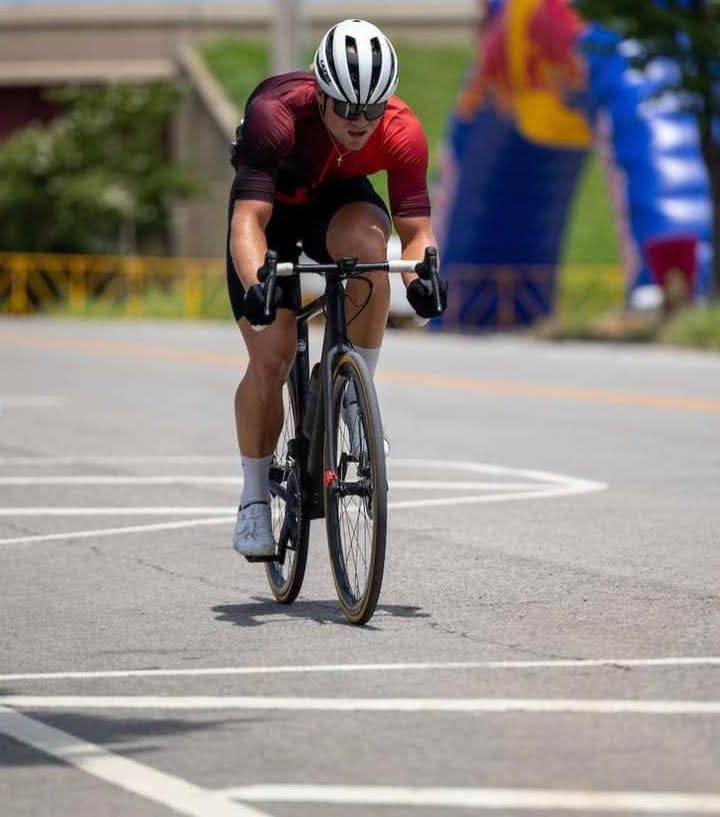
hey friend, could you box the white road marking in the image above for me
[2,657,719,683]
[0,507,236,516]
[0,475,540,489]
[388,485,603,509]
[0,456,237,465]
[0,458,606,545]
[0,478,603,517]
[0,476,243,486]
[0,517,233,546]
[0,395,64,408]
[222,783,720,813]
[3,696,720,715]
[0,706,269,817]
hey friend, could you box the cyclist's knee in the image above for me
[327,203,390,262]
[333,230,388,268]
[247,349,293,392]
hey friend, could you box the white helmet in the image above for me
[313,19,399,105]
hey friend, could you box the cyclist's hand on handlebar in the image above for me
[406,277,448,319]
[243,282,281,326]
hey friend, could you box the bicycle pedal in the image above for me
[244,554,280,564]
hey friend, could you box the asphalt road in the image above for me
[1,316,719,817]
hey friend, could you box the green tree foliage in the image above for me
[0,84,198,254]
[573,0,720,292]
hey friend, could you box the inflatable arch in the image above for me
[433,0,714,328]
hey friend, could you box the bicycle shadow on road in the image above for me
[212,597,429,629]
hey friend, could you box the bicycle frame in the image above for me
[298,262,362,517]
[260,250,441,518]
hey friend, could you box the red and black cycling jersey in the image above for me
[230,71,431,217]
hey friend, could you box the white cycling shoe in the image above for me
[232,501,276,559]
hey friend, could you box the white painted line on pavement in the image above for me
[3,696,720,715]
[0,475,540,489]
[0,476,244,486]
[0,395,64,408]
[0,517,234,546]
[0,706,269,817]
[3,657,719,683]
[0,507,234,516]
[0,483,604,517]
[0,488,591,544]
[0,458,605,545]
[389,484,604,509]
[0,456,236,465]
[222,783,720,813]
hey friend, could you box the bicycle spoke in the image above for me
[265,379,309,604]
[325,354,387,624]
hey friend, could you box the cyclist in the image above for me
[227,18,448,558]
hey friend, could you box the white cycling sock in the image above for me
[354,345,380,379]
[240,453,273,507]
[344,346,381,449]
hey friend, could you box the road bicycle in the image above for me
[246,247,442,625]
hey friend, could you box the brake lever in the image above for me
[250,250,278,333]
[417,246,441,313]
[260,249,278,320]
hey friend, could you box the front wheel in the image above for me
[324,352,387,625]
[265,376,309,604]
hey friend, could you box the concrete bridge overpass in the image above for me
[0,4,476,256]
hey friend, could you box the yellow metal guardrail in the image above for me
[0,252,227,319]
[0,252,625,324]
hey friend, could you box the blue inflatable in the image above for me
[433,0,715,328]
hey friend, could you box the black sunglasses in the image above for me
[329,97,387,121]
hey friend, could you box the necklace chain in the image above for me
[319,98,349,166]
[328,131,349,167]
[326,129,347,166]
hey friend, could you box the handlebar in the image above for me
[258,253,435,279]
[256,246,442,325]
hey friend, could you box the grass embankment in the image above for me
[202,37,626,325]
[50,39,717,347]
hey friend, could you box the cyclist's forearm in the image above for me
[229,200,273,289]
[400,233,438,286]
[230,225,267,290]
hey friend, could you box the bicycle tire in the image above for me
[324,352,387,625]
[265,376,309,604]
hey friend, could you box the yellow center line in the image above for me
[1,330,247,368]
[4,329,720,415]
[376,370,720,415]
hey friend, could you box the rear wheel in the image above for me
[265,376,309,604]
[324,352,387,625]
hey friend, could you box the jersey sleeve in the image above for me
[385,108,432,218]
[230,96,295,204]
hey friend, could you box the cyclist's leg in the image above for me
[226,200,303,555]
[326,203,392,454]
[235,311,297,458]
[302,178,391,347]
[302,180,391,452]
[229,314,295,557]
[326,201,392,348]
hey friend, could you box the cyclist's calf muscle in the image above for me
[236,310,296,457]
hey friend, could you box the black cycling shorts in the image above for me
[226,177,389,321]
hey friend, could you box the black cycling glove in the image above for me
[243,282,282,326]
[406,277,448,319]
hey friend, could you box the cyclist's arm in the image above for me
[393,214,438,287]
[229,198,273,290]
